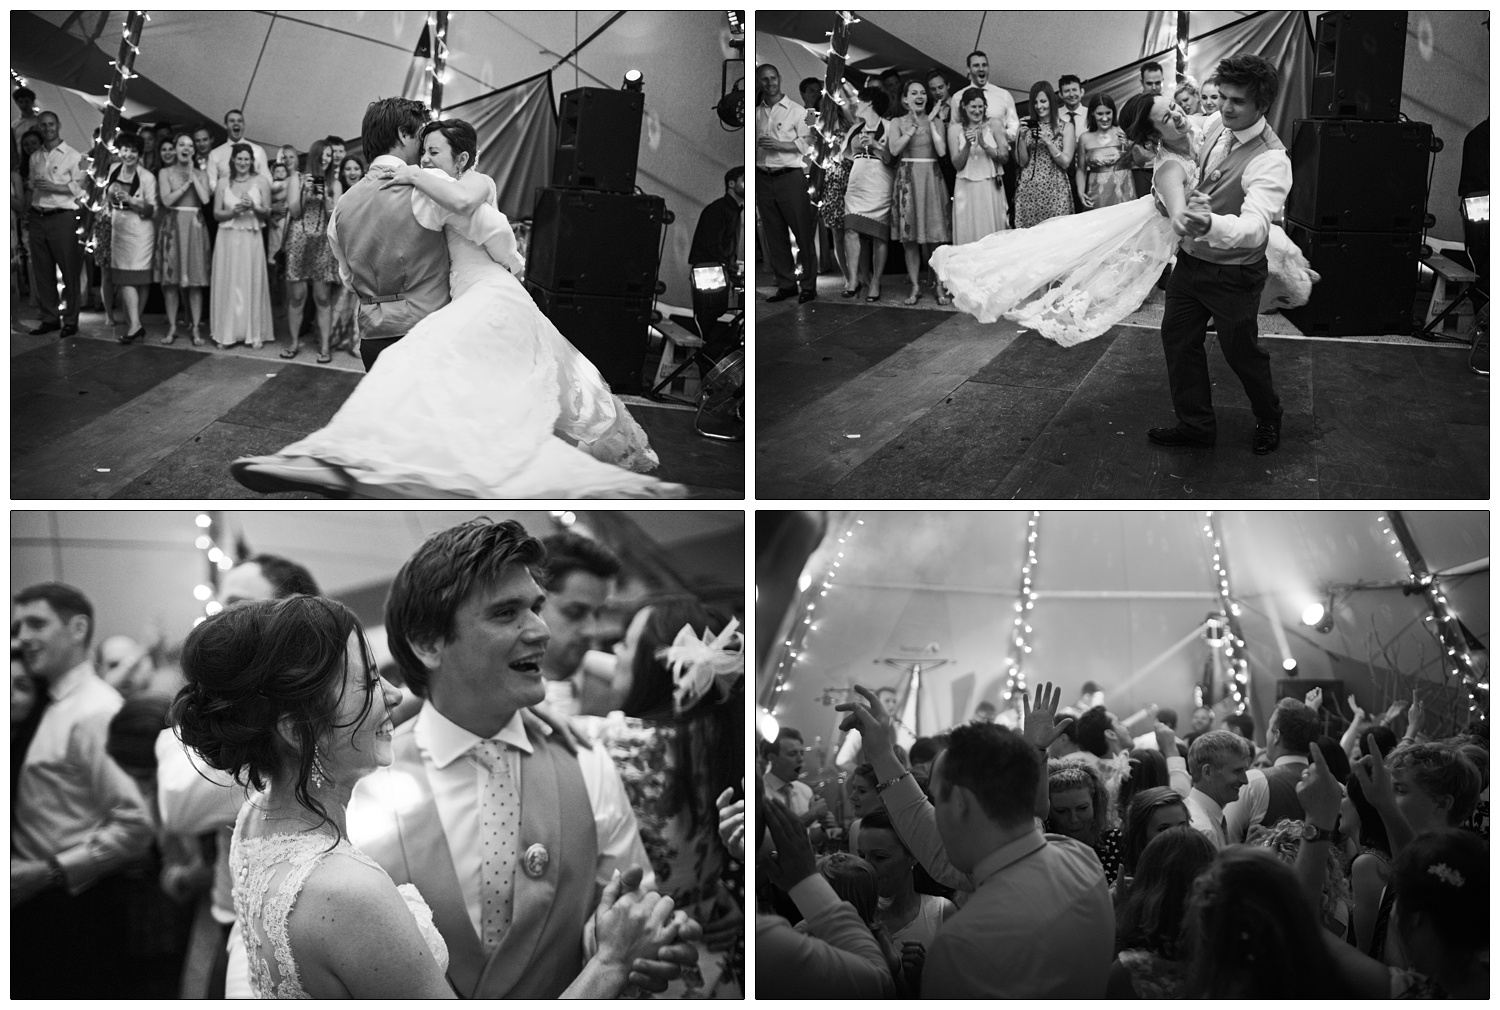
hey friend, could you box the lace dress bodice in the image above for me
[230,803,449,998]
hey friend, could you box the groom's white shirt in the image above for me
[1198,115,1291,252]
[325,154,522,294]
[395,701,654,937]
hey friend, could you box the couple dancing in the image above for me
[231,98,680,499]
[170,519,734,998]
[933,54,1316,455]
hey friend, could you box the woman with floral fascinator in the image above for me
[592,597,746,997]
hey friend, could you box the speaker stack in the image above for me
[1283,11,1436,337]
[525,87,666,393]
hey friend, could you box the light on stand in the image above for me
[622,69,644,93]
[1282,657,1299,674]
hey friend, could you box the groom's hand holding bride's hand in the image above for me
[1179,192,1213,237]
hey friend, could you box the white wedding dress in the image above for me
[230,802,449,998]
[279,170,683,498]
[931,121,1316,347]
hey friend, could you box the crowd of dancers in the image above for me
[752,680,1488,997]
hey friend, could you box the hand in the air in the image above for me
[1296,741,1343,829]
[1347,694,1367,727]
[834,684,897,758]
[1021,681,1073,751]
[1351,735,1396,810]
[762,793,817,892]
[1406,689,1426,739]
[1304,686,1323,710]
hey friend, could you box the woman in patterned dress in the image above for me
[281,138,342,362]
[1046,759,1124,885]
[817,82,858,298]
[1013,80,1075,228]
[888,78,952,305]
[1075,93,1134,211]
[595,598,745,997]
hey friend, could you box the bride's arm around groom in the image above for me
[374,160,525,277]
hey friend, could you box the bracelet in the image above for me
[874,771,910,794]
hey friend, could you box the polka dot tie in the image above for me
[473,739,519,952]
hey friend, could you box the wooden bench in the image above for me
[1422,254,1482,336]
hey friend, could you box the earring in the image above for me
[310,748,329,788]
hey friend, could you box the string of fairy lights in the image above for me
[1203,511,1250,714]
[76,11,150,258]
[804,12,859,213]
[1382,511,1488,725]
[1001,511,1041,703]
[423,11,452,114]
[189,512,235,625]
[760,513,866,731]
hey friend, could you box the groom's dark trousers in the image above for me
[360,333,401,371]
[1160,251,1281,443]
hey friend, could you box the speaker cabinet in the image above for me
[526,189,665,298]
[1281,223,1419,337]
[525,282,653,393]
[1309,11,1408,121]
[1288,119,1432,231]
[552,87,644,193]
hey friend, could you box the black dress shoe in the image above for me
[1147,426,1215,449]
[29,320,60,335]
[59,324,78,338]
[798,290,817,304]
[766,288,797,303]
[1252,420,1281,455]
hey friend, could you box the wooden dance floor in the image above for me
[756,278,1488,500]
[11,310,743,500]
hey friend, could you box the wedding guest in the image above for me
[755,63,818,304]
[1344,772,1393,953]
[175,594,678,998]
[26,110,86,338]
[325,156,365,354]
[840,86,895,302]
[763,725,833,835]
[1247,817,1354,940]
[12,84,39,148]
[339,153,365,189]
[878,69,902,111]
[1225,698,1318,842]
[12,582,155,998]
[813,853,903,987]
[205,108,269,192]
[689,165,746,278]
[948,51,1019,223]
[1106,826,1214,997]
[1129,63,1166,198]
[857,807,956,991]
[96,634,155,696]
[843,762,881,852]
[538,530,622,718]
[11,648,48,798]
[799,77,823,119]
[155,131,212,346]
[1014,81,1075,228]
[1056,74,1088,211]
[281,137,341,361]
[210,143,273,349]
[349,518,696,998]
[595,597,746,996]
[1118,746,1171,814]
[1075,93,1133,210]
[104,131,156,344]
[757,781,896,997]
[267,162,291,265]
[888,78,951,305]
[813,84,857,296]
[924,70,958,196]
[838,683,1114,996]
[1179,729,1252,847]
[1046,759,1123,884]
[326,135,347,167]
[1199,77,1221,116]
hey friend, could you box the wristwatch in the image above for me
[1300,822,1336,844]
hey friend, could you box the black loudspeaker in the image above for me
[1281,222,1420,336]
[1287,119,1433,231]
[526,189,665,298]
[552,87,645,193]
[1309,11,1408,121]
[525,282,653,393]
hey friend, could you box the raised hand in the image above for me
[1020,681,1072,751]
[1304,686,1323,710]
[1351,735,1396,810]
[1379,697,1409,726]
[763,792,817,892]
[1346,693,1367,726]
[1154,721,1179,756]
[1406,689,1426,740]
[1296,740,1343,829]
[715,786,745,862]
[834,684,895,757]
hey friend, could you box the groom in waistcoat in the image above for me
[349,518,700,998]
[229,96,521,497]
[1148,54,1291,456]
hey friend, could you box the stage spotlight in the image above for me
[623,69,644,92]
[1282,657,1298,673]
[1300,602,1325,627]
[717,78,745,129]
[757,710,780,741]
[1302,598,1335,634]
[726,9,744,36]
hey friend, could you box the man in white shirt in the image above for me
[349,518,698,998]
[1057,74,1088,211]
[205,108,270,192]
[1160,727,1252,847]
[12,582,154,997]
[950,51,1019,223]
[26,110,86,337]
[755,63,818,304]
[763,725,833,834]
[538,530,621,718]
[1151,53,1293,457]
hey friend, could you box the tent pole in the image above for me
[78,10,148,261]
[1176,11,1189,81]
[429,11,450,116]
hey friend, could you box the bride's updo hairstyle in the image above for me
[620,597,743,835]
[172,595,376,833]
[419,119,478,175]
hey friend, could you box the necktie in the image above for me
[474,739,520,952]
[1203,129,1237,179]
[780,783,794,807]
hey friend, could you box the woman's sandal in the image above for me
[279,344,301,359]
[160,330,178,345]
[902,289,921,306]
[316,352,333,364]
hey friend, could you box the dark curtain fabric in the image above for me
[444,70,558,222]
[1020,12,1314,150]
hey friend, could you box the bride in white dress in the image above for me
[173,596,686,998]
[932,94,1315,347]
[276,120,682,499]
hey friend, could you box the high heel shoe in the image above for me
[117,326,145,344]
